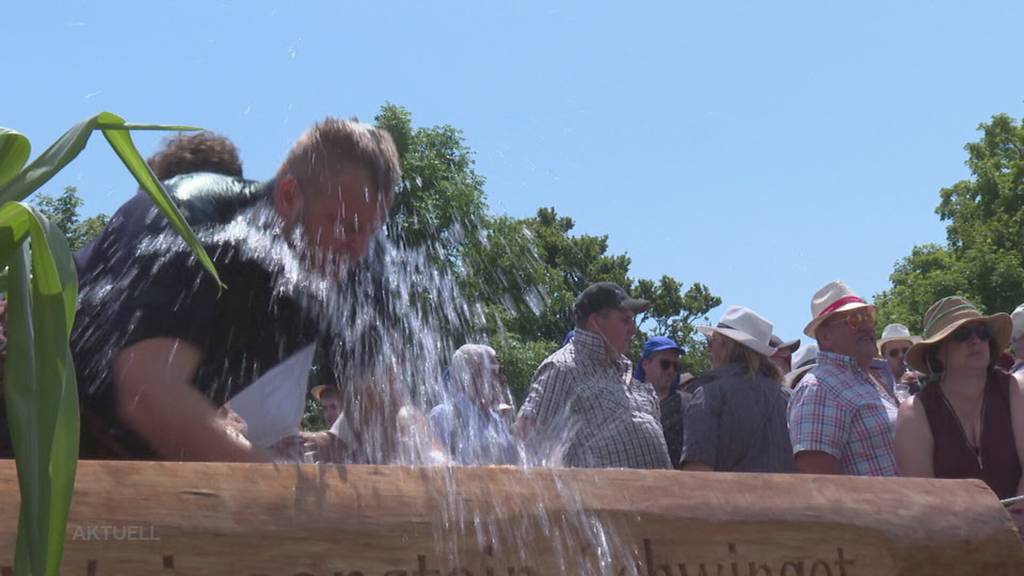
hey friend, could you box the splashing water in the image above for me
[72,173,638,574]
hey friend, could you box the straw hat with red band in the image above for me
[803,281,876,338]
[905,296,1011,374]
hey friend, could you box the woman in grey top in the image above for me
[680,306,796,473]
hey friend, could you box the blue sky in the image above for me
[5,1,1024,348]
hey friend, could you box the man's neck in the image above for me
[821,346,873,371]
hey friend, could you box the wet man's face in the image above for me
[301,166,390,264]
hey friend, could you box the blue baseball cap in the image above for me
[642,336,682,359]
[635,336,682,381]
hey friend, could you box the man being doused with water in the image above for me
[72,118,401,461]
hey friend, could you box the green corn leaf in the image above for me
[0,203,79,576]
[0,128,31,189]
[97,113,222,287]
[0,113,221,286]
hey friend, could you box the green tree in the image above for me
[373,103,721,401]
[33,185,109,252]
[876,114,1024,332]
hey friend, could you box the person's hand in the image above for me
[299,431,341,463]
[1009,502,1024,541]
[900,371,919,385]
[267,434,307,462]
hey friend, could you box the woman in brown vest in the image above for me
[895,297,1024,504]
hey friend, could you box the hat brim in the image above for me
[783,364,815,389]
[777,339,800,354]
[622,298,651,314]
[803,302,876,338]
[697,325,776,357]
[905,313,1012,374]
[311,384,339,401]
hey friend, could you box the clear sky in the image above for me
[6,1,1024,348]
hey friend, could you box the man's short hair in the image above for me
[278,117,401,202]
[147,132,243,180]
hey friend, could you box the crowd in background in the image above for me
[409,278,1024,532]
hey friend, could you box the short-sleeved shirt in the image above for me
[518,329,671,469]
[72,174,325,458]
[680,364,795,473]
[788,350,899,476]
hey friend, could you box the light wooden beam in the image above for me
[0,461,1020,575]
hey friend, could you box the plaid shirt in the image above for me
[518,329,671,469]
[788,350,898,476]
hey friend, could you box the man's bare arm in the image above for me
[113,337,269,462]
[794,450,842,474]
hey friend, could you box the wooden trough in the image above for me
[0,460,1021,575]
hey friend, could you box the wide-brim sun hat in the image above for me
[769,334,800,355]
[905,296,1012,374]
[803,280,876,338]
[877,323,920,354]
[697,305,777,358]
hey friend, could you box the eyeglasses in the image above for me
[826,309,876,330]
[950,324,992,343]
[886,347,910,359]
[658,358,682,372]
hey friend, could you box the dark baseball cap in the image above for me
[574,282,650,323]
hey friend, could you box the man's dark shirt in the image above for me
[72,174,322,459]
[659,382,693,469]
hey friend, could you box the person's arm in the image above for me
[114,337,269,462]
[894,395,934,478]
[787,377,849,475]
[1010,373,1024,496]
[513,361,571,442]
[794,451,842,475]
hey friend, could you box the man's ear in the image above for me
[273,175,303,224]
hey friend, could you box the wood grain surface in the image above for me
[0,461,1021,575]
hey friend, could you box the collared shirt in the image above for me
[681,364,795,473]
[788,350,899,477]
[518,329,671,469]
[429,393,519,465]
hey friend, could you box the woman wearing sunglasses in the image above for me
[679,306,795,473]
[895,297,1024,502]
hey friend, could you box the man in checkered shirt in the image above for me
[788,281,899,476]
[515,282,672,469]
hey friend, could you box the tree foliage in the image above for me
[374,103,721,400]
[33,186,109,252]
[876,114,1024,332]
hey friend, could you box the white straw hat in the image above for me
[803,281,875,338]
[1012,303,1024,341]
[877,323,919,354]
[697,305,777,357]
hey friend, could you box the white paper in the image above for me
[227,344,316,448]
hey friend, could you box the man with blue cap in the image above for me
[636,336,692,468]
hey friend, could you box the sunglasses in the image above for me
[950,324,992,343]
[658,358,682,372]
[827,309,876,330]
[886,347,910,359]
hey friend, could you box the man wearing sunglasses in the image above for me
[788,281,900,477]
[635,336,691,468]
[878,323,922,396]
